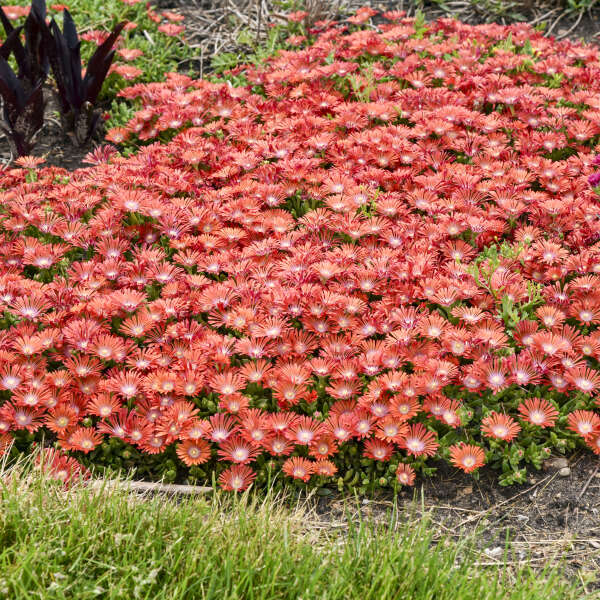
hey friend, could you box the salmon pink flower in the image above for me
[282,457,314,482]
[157,23,184,36]
[68,427,103,453]
[176,439,211,466]
[400,424,439,457]
[517,398,558,428]
[481,413,521,442]
[567,410,600,439]
[2,9,600,489]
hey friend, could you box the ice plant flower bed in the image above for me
[1,10,600,491]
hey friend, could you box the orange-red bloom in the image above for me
[400,423,439,457]
[282,457,314,482]
[1,8,600,490]
[68,427,103,453]
[517,398,558,428]
[449,443,485,473]
[567,410,600,439]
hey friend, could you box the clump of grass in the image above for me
[0,461,590,600]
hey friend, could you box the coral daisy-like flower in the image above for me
[240,408,271,444]
[0,365,25,391]
[390,397,420,421]
[396,463,416,486]
[209,371,246,396]
[449,443,485,473]
[263,435,294,456]
[157,23,184,36]
[2,404,43,432]
[88,394,121,418]
[517,398,558,428]
[217,435,259,464]
[586,433,600,455]
[0,433,13,456]
[481,412,521,442]
[219,393,249,414]
[96,408,130,439]
[286,416,325,445]
[103,371,143,399]
[218,465,256,492]
[425,396,462,428]
[326,414,356,442]
[375,417,408,444]
[4,9,600,490]
[567,410,600,439]
[176,439,211,466]
[309,435,338,459]
[363,438,394,461]
[37,449,90,486]
[68,427,103,454]
[477,360,510,392]
[400,423,439,457]
[204,414,238,443]
[565,366,600,395]
[111,64,143,80]
[117,48,144,61]
[10,296,49,320]
[282,457,314,482]
[15,155,43,168]
[314,460,337,477]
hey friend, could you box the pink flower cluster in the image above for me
[1,12,600,490]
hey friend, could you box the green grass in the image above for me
[0,465,592,600]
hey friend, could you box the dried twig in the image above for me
[545,8,570,36]
[555,8,585,40]
[576,465,599,501]
[256,0,263,44]
[528,7,560,25]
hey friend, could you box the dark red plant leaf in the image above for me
[83,20,125,105]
